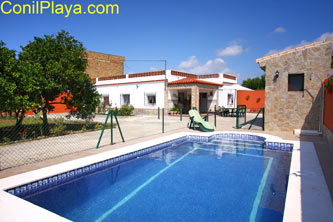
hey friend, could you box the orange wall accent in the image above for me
[237,90,265,112]
[26,94,71,115]
[324,89,333,131]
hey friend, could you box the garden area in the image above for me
[0,114,113,145]
[0,104,135,145]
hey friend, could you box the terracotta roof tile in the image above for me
[168,78,222,87]
[171,71,198,78]
[128,70,165,78]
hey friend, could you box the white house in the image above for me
[94,70,239,114]
[218,84,253,109]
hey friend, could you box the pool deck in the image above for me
[0,114,332,222]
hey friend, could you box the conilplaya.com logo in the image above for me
[1,0,119,17]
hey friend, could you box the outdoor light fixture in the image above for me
[275,70,279,78]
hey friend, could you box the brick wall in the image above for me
[223,74,237,80]
[129,71,165,78]
[85,50,125,78]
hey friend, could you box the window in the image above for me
[103,96,109,105]
[227,94,234,106]
[121,94,130,105]
[288,74,304,91]
[145,93,156,106]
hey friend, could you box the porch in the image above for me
[167,78,222,114]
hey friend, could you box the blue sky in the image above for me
[1,0,332,82]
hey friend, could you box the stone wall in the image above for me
[258,39,332,132]
[86,50,125,78]
[322,124,333,147]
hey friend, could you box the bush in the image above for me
[94,123,103,130]
[117,104,134,116]
[85,121,95,130]
[50,118,66,136]
[170,104,180,112]
[3,137,11,143]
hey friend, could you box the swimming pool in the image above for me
[4,133,293,222]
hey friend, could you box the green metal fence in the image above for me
[236,105,247,129]
[248,108,265,131]
[96,110,124,148]
[0,108,188,171]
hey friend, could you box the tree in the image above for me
[19,30,100,135]
[242,74,265,90]
[0,41,36,126]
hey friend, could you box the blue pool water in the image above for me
[22,137,291,222]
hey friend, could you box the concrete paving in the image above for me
[0,113,263,174]
[0,114,187,170]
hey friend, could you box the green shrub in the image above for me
[3,137,11,143]
[94,123,103,130]
[85,121,95,130]
[117,104,134,116]
[170,104,180,112]
[50,118,66,136]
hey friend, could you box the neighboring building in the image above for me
[256,38,332,132]
[220,84,253,110]
[86,50,125,79]
[93,70,238,114]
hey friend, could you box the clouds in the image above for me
[265,32,333,56]
[178,56,199,70]
[272,27,286,33]
[149,66,158,71]
[218,44,243,56]
[217,40,248,57]
[177,56,236,74]
[176,39,245,75]
[315,32,333,41]
[176,39,247,75]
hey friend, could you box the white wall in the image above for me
[219,88,237,108]
[97,81,165,109]
[95,70,238,110]
[96,74,166,85]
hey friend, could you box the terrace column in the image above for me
[191,85,199,109]
[164,86,169,110]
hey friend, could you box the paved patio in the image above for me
[0,113,263,173]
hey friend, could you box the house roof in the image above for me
[256,39,331,63]
[168,78,223,87]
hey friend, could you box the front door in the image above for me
[199,93,208,113]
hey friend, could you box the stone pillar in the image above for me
[191,86,199,109]
[164,85,169,110]
[216,90,219,108]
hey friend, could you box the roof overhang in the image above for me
[256,39,332,71]
[168,78,222,87]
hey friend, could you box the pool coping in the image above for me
[282,140,333,222]
[0,131,331,221]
